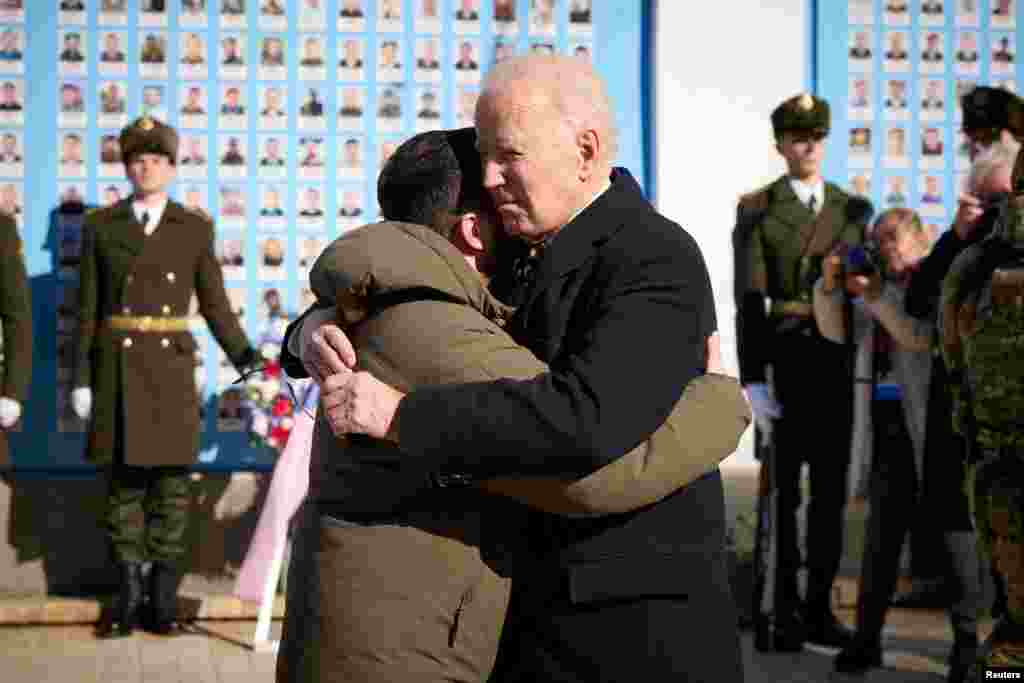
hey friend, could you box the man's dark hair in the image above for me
[376,127,486,230]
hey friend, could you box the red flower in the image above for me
[263,359,282,379]
[271,395,293,417]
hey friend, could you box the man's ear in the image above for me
[576,128,600,182]
[453,212,485,255]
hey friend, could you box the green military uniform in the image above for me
[0,211,31,467]
[971,456,1024,678]
[75,117,258,637]
[939,98,1024,676]
[735,93,873,649]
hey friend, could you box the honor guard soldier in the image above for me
[72,116,262,638]
[0,209,30,466]
[735,93,873,651]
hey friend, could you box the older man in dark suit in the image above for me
[289,55,743,682]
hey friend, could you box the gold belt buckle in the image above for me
[137,316,153,332]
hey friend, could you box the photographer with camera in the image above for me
[815,208,983,680]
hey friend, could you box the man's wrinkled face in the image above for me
[476,88,586,241]
[126,152,175,195]
[776,130,827,180]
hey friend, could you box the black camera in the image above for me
[843,244,880,277]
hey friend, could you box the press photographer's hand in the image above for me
[845,272,882,301]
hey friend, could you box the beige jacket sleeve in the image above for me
[812,277,932,352]
[862,286,933,352]
[481,373,751,516]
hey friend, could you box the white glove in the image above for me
[71,387,92,420]
[0,397,20,429]
[744,382,782,433]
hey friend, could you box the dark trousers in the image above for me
[771,330,854,618]
[490,556,743,683]
[853,397,981,643]
[106,462,191,564]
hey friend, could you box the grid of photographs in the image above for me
[31,1,597,437]
[843,0,1018,236]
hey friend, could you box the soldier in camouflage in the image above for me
[973,457,1024,675]
[73,116,261,638]
[939,90,1024,680]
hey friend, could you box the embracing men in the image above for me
[285,56,746,682]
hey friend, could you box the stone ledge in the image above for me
[0,594,285,625]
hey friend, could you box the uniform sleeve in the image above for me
[395,225,711,477]
[0,215,30,400]
[73,217,97,389]
[735,202,769,384]
[194,220,254,368]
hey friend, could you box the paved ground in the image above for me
[0,608,972,683]
[0,462,1004,682]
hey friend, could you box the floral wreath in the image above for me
[241,337,319,455]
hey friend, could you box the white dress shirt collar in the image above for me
[788,177,824,213]
[132,195,168,236]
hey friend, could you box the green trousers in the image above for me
[106,464,192,564]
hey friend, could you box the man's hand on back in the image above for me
[294,310,357,382]
[321,369,405,441]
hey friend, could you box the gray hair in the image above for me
[969,137,1021,192]
[480,55,618,164]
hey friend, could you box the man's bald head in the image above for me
[479,55,617,166]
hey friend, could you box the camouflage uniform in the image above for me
[939,90,1024,679]
[972,456,1024,677]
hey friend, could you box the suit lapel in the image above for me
[105,199,145,255]
[152,200,185,239]
[799,183,847,257]
[519,172,631,316]
[768,176,813,234]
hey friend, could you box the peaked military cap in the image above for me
[771,93,830,138]
[119,115,179,164]
[960,85,1023,134]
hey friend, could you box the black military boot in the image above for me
[97,561,144,639]
[145,561,184,635]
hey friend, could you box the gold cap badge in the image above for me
[139,116,154,131]
[798,93,814,111]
